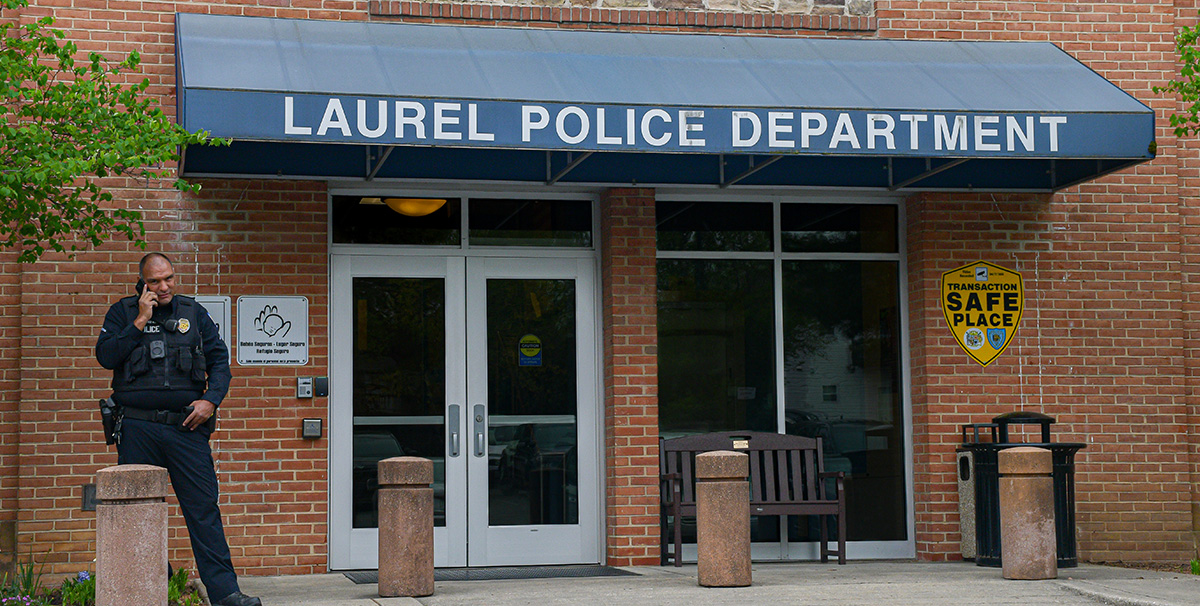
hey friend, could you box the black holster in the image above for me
[99,397,121,445]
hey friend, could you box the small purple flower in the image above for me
[77,570,90,582]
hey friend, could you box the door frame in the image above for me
[327,189,604,570]
[464,256,601,566]
[328,254,467,569]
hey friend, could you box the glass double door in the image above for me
[330,255,600,569]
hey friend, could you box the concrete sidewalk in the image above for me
[237,561,1200,606]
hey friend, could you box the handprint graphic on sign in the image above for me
[236,296,308,366]
[254,305,292,338]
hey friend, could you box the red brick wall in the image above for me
[600,188,660,566]
[185,179,330,576]
[10,0,1200,574]
[905,191,1192,563]
[5,0,349,578]
[3,0,30,575]
[11,178,330,577]
[879,1,1195,562]
[1173,0,1200,559]
[0,252,21,576]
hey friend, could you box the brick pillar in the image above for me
[600,187,659,566]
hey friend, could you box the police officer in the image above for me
[95,253,262,606]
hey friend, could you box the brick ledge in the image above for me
[369,1,877,32]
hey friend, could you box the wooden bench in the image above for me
[659,431,847,566]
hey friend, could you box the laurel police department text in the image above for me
[281,96,1070,154]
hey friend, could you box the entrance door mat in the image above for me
[344,565,639,584]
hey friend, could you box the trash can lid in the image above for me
[961,423,999,445]
[992,411,1055,425]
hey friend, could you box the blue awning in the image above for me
[175,13,1155,191]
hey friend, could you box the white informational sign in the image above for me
[193,295,231,345]
[236,296,309,366]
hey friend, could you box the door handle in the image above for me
[448,404,461,457]
[473,404,486,458]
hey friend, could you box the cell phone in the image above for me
[135,278,145,295]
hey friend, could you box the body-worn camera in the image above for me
[99,397,121,445]
[149,339,166,360]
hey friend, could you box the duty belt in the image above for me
[121,407,190,426]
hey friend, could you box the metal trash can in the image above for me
[957,423,998,561]
[963,412,1085,568]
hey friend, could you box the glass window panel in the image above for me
[780,204,897,253]
[658,259,779,542]
[468,199,592,247]
[332,195,461,246]
[486,278,579,526]
[656,202,773,252]
[782,260,905,542]
[351,277,447,528]
[353,425,446,528]
[657,259,777,436]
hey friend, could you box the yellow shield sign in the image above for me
[941,261,1024,366]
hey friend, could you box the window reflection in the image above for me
[656,202,773,252]
[351,277,447,528]
[486,278,579,526]
[783,261,905,542]
[332,196,461,246]
[352,426,446,528]
[657,259,776,436]
[781,203,897,253]
[655,201,907,551]
[469,199,592,247]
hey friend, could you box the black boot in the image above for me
[214,591,262,606]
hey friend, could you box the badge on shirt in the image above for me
[177,318,191,334]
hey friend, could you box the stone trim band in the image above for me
[369,1,878,32]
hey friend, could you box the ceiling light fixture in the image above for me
[358,197,448,217]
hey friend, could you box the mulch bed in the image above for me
[1094,561,1195,574]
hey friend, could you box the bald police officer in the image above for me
[96,253,262,606]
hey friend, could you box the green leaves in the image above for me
[1156,16,1200,138]
[1,0,225,263]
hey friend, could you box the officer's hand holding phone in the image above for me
[134,277,157,330]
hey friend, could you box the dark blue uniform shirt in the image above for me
[96,297,232,411]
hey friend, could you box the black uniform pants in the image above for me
[117,417,240,602]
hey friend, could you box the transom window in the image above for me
[331,196,593,248]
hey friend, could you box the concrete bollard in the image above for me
[95,464,169,606]
[696,451,751,587]
[998,446,1057,580]
[378,456,434,598]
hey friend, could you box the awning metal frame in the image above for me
[721,155,783,189]
[889,158,971,191]
[366,146,395,181]
[546,151,594,185]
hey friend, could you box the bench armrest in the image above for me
[818,470,846,500]
[660,472,682,505]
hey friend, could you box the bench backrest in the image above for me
[660,431,829,507]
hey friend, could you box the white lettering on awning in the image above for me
[281,97,1072,155]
